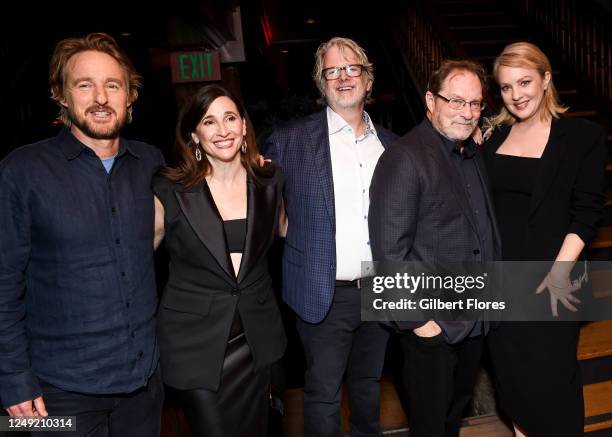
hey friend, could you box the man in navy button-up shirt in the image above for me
[0,33,164,436]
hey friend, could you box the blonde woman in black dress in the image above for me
[483,42,607,436]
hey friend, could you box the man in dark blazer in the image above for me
[369,60,501,437]
[264,37,397,437]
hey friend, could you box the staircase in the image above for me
[433,0,612,254]
[159,1,611,435]
[385,0,612,434]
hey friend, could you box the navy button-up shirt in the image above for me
[0,128,163,407]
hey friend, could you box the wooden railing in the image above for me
[392,1,460,95]
[518,0,612,102]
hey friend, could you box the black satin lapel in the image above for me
[529,122,566,218]
[175,185,234,280]
[237,178,276,283]
[311,115,336,228]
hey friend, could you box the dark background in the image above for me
[0,0,422,161]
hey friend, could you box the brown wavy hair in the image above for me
[49,32,142,126]
[160,84,267,188]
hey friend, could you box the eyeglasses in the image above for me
[322,64,364,80]
[435,93,486,111]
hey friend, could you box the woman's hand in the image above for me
[536,270,581,317]
[536,234,586,317]
[472,127,483,145]
[258,154,271,167]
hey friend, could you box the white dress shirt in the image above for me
[327,106,385,280]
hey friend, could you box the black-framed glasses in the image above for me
[322,64,364,80]
[435,93,486,111]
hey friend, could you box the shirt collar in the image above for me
[426,119,477,158]
[56,127,140,160]
[326,106,377,140]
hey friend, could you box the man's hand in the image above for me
[413,320,442,338]
[6,396,48,417]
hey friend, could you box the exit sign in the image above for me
[170,51,221,83]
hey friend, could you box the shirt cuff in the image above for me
[0,371,42,409]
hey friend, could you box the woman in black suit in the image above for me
[152,84,286,436]
[483,42,607,436]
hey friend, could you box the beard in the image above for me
[436,117,478,142]
[325,87,367,111]
[66,105,127,140]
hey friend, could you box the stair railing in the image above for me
[393,1,464,95]
[518,0,612,102]
[391,1,497,112]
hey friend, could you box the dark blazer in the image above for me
[152,167,287,391]
[483,117,607,260]
[263,109,398,323]
[368,119,502,344]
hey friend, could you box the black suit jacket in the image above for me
[152,167,287,390]
[483,117,607,260]
[369,119,502,344]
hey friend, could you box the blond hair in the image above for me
[312,37,374,102]
[488,42,567,130]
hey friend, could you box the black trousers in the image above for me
[296,285,390,437]
[37,366,163,437]
[400,333,483,437]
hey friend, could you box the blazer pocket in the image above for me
[163,290,212,317]
[283,240,304,267]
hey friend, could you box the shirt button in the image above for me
[359,163,363,167]
[364,215,367,219]
[367,241,371,245]
[363,189,366,193]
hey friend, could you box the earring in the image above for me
[241,137,247,154]
[193,140,202,162]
